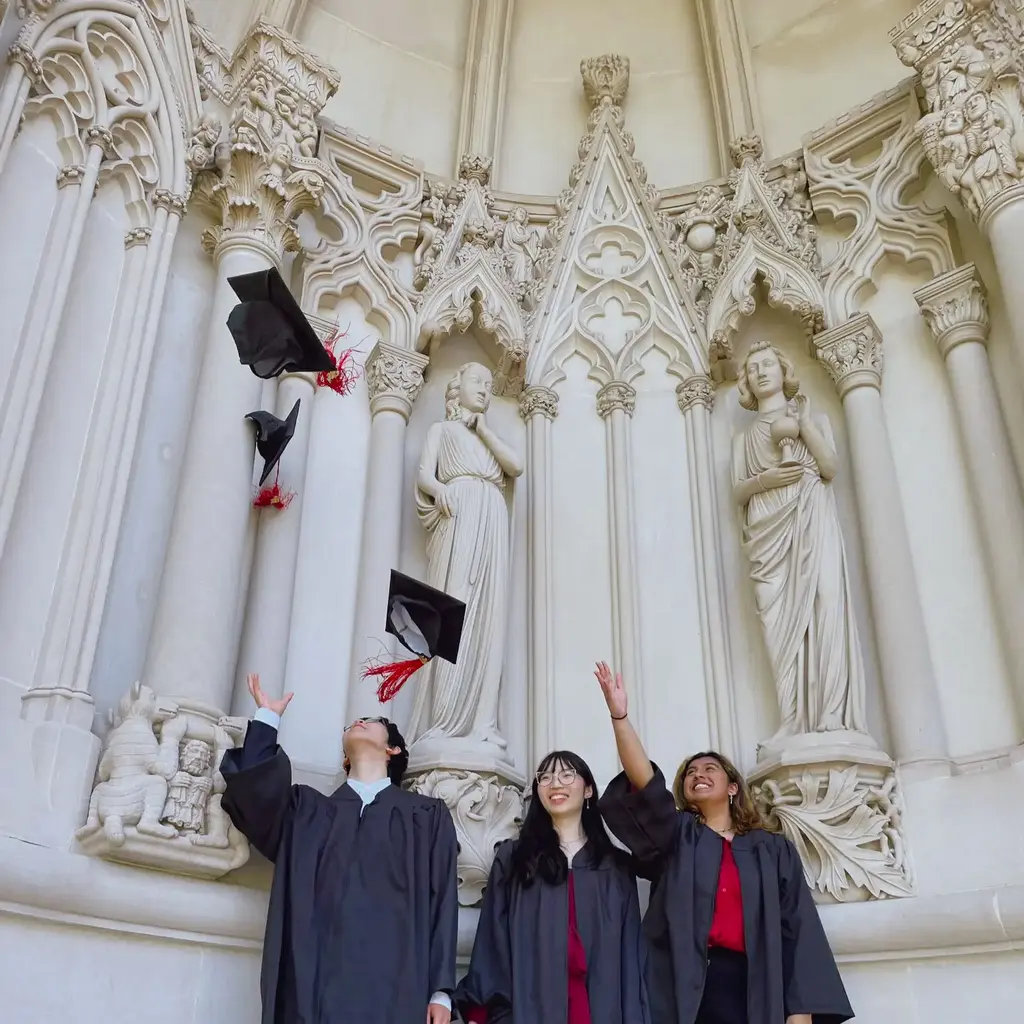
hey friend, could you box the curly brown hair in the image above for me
[672,750,774,836]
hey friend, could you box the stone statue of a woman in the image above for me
[407,362,524,763]
[732,341,869,753]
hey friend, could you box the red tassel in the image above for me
[317,325,361,396]
[362,657,428,703]
[252,480,295,510]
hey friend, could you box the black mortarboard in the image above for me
[364,571,466,703]
[226,267,335,379]
[386,570,466,665]
[246,398,300,485]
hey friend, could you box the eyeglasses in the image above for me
[345,716,388,731]
[536,768,578,788]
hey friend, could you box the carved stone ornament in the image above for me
[405,768,524,907]
[676,374,715,413]
[414,155,531,395]
[677,135,825,380]
[75,683,249,879]
[750,752,914,903]
[804,80,957,324]
[518,385,559,420]
[913,262,990,356]
[185,18,340,261]
[364,341,428,417]
[813,313,884,398]
[891,0,1024,224]
[526,55,704,396]
[596,381,637,418]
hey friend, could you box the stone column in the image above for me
[456,0,515,179]
[232,371,318,713]
[596,381,644,731]
[676,375,740,759]
[891,2,1024,368]
[345,342,428,722]
[143,26,339,714]
[813,314,948,772]
[915,265,1024,723]
[518,385,558,767]
[251,0,309,34]
[695,0,762,174]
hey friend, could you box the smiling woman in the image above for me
[455,750,651,1024]
[595,662,853,1024]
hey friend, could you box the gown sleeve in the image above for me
[599,765,681,863]
[777,837,855,1024]
[454,841,514,1024]
[428,800,460,1001]
[220,719,296,862]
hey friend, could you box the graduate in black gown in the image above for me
[221,672,459,1024]
[456,750,650,1024]
[594,662,854,1024]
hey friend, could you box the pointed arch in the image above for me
[706,233,826,347]
[417,250,527,370]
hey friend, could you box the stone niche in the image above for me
[75,683,249,879]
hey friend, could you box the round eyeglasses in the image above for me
[536,768,578,788]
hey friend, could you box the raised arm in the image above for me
[732,432,803,506]
[220,673,296,862]
[795,397,837,481]
[469,414,523,478]
[595,662,679,862]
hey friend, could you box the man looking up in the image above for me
[221,672,459,1024]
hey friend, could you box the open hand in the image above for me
[247,672,293,717]
[794,393,810,424]
[760,464,803,490]
[595,661,627,719]
[426,1002,452,1024]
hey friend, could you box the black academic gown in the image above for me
[600,768,853,1024]
[221,720,459,1024]
[455,838,651,1024]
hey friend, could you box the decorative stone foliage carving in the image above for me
[76,683,249,879]
[804,80,956,324]
[185,18,340,259]
[915,261,990,355]
[405,768,524,907]
[518,385,559,420]
[813,314,884,397]
[676,374,715,413]
[364,341,428,416]
[527,54,704,392]
[751,754,914,903]
[891,0,1024,222]
[596,381,637,418]
[414,155,530,395]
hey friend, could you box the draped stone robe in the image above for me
[734,409,867,740]
[408,419,510,743]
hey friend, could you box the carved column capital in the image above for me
[580,54,630,109]
[365,343,429,419]
[187,18,340,264]
[676,374,715,413]
[518,385,559,421]
[890,1,1024,225]
[913,263,989,357]
[596,380,636,419]
[813,314,883,398]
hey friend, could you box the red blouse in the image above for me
[707,838,745,953]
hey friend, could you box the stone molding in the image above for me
[913,263,990,357]
[813,313,884,398]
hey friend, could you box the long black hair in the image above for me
[507,750,615,888]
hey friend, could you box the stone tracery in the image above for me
[1,0,1024,1015]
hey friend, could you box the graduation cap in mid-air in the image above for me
[227,267,335,379]
[246,398,300,485]
[363,570,467,703]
